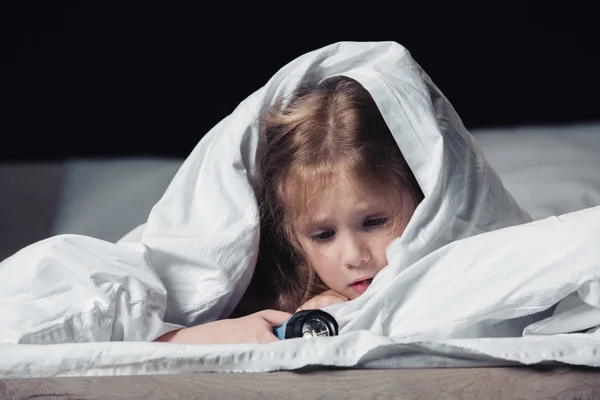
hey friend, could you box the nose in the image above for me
[340,233,370,268]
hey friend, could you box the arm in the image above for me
[153,310,291,344]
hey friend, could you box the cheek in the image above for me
[305,248,332,275]
[301,244,339,285]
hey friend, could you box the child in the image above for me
[155,76,424,344]
[2,42,531,347]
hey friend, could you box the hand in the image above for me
[153,309,292,345]
[296,290,349,312]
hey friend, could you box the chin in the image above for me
[346,292,361,300]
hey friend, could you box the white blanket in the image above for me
[1,41,600,377]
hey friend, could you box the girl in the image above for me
[155,76,424,344]
[2,42,530,347]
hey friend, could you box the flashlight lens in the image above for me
[301,318,331,338]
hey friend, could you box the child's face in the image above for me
[292,172,416,300]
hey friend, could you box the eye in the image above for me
[364,217,388,228]
[311,230,335,242]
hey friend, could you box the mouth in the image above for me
[349,277,374,293]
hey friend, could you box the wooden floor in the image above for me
[1,366,600,400]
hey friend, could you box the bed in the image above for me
[2,366,600,399]
[1,122,599,398]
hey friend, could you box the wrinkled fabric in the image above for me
[1,41,600,377]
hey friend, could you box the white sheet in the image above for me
[1,41,600,377]
[2,332,600,378]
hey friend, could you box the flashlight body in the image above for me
[273,321,289,340]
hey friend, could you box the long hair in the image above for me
[232,76,423,316]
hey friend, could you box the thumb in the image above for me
[258,309,293,327]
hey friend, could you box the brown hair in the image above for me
[231,76,423,317]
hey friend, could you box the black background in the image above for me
[1,2,598,161]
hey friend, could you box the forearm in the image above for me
[153,323,219,344]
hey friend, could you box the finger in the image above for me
[258,309,293,326]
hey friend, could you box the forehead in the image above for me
[282,169,394,225]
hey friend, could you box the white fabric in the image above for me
[1,41,600,377]
[2,332,600,378]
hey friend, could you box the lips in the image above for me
[349,277,374,294]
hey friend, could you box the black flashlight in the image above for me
[273,309,339,340]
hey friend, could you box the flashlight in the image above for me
[273,309,339,340]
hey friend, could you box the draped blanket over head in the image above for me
[1,41,600,377]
